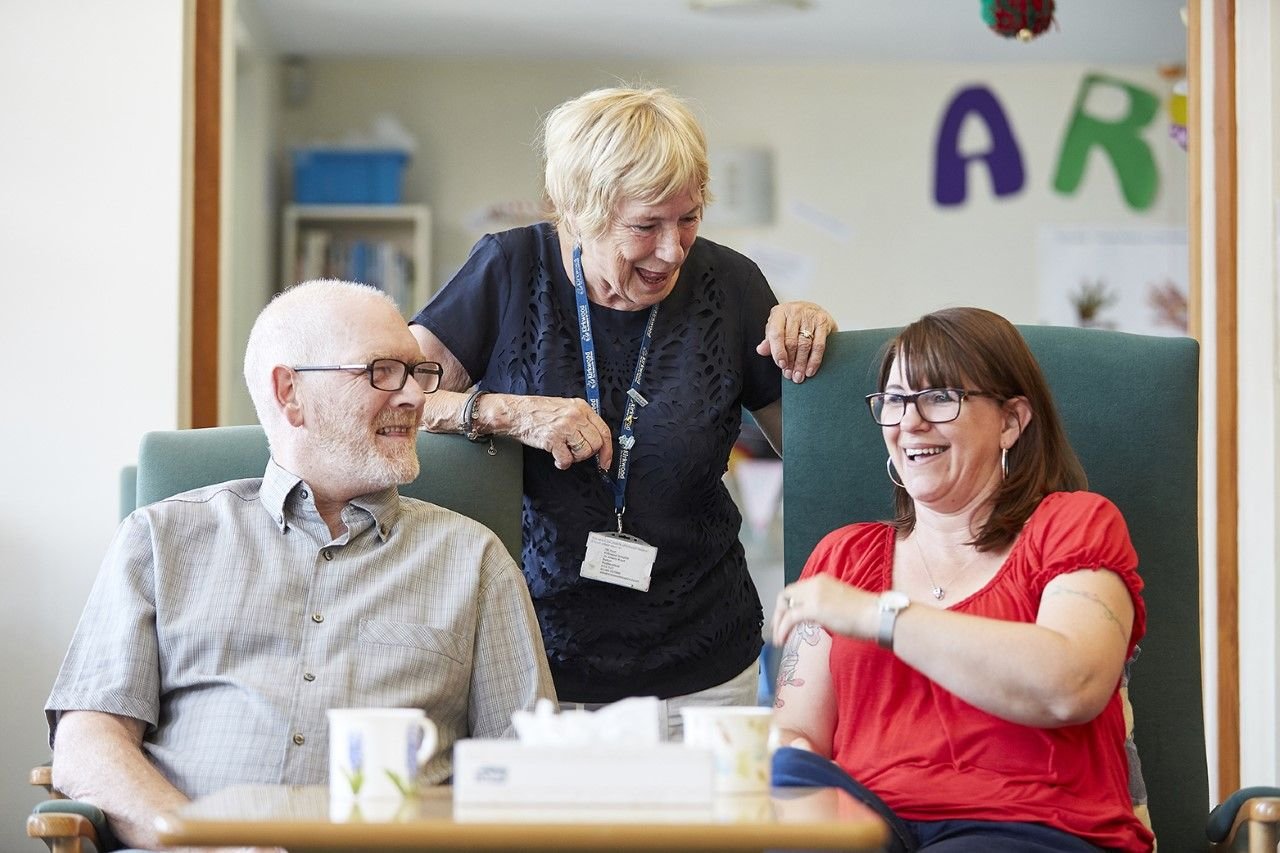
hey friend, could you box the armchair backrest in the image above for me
[132,426,523,561]
[781,326,1206,847]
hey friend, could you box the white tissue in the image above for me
[511,697,662,746]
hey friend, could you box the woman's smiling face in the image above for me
[576,188,702,310]
[882,356,1017,517]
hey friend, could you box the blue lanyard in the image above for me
[572,244,659,532]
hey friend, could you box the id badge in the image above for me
[580,531,658,592]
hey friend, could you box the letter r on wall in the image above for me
[1052,73,1160,210]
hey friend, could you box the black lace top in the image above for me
[413,223,779,702]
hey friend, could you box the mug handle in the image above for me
[415,719,438,768]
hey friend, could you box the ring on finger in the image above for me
[568,437,587,452]
[798,328,814,340]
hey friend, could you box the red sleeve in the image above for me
[798,522,895,593]
[1021,491,1147,652]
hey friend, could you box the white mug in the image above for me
[680,705,774,794]
[327,707,437,802]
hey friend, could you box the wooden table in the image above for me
[155,784,888,852]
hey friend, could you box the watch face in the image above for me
[882,590,910,611]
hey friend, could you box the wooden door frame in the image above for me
[191,0,220,428]
[1188,0,1240,797]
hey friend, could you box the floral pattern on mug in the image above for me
[342,730,365,794]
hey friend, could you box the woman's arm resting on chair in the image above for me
[410,323,614,470]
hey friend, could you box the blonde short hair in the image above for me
[541,86,712,241]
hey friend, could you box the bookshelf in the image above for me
[281,204,432,318]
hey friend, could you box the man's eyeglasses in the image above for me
[865,388,1000,426]
[291,359,444,393]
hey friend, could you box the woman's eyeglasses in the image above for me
[865,388,1000,426]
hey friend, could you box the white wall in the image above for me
[1235,0,1279,788]
[275,58,1187,329]
[224,0,282,425]
[0,1,185,849]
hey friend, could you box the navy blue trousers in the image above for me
[772,747,1106,853]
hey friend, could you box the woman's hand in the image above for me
[771,576,877,647]
[756,301,837,384]
[502,394,614,471]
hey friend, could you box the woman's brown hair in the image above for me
[877,307,1087,550]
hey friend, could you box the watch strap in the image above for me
[877,606,899,650]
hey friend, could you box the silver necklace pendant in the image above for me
[931,586,945,601]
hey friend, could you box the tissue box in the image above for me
[453,740,713,806]
[292,149,408,204]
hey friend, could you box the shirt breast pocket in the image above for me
[357,618,467,665]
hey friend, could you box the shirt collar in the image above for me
[260,458,402,540]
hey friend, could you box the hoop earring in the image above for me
[886,457,905,488]
[1001,447,1009,481]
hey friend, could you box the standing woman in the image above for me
[409,86,836,737]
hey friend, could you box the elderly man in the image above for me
[46,280,555,850]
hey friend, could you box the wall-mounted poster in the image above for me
[1037,226,1188,335]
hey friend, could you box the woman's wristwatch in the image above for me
[877,590,911,650]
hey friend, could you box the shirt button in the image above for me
[293,733,305,746]
[380,525,389,537]
[311,613,324,623]
[303,672,316,682]
[322,549,334,561]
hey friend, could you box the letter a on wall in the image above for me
[934,85,1025,207]
[1053,73,1160,210]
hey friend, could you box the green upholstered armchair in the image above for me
[781,326,1279,851]
[29,425,523,852]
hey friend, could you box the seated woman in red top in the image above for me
[771,307,1153,853]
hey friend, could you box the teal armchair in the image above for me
[780,326,1278,851]
[30,426,523,852]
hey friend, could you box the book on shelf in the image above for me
[291,231,415,313]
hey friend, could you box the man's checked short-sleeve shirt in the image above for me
[46,459,555,797]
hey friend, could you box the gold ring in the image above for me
[798,329,814,340]
[568,438,586,452]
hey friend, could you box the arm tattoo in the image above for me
[1047,586,1128,643]
[774,621,822,709]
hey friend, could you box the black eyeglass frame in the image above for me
[864,388,1002,426]
[291,358,444,393]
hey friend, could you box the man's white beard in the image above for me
[307,403,420,494]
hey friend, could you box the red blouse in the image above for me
[801,491,1154,852]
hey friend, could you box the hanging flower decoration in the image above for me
[1158,64,1188,152]
[981,0,1056,42]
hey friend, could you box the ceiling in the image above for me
[244,0,1188,66]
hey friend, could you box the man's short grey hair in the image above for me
[243,279,399,428]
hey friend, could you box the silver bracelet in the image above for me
[460,388,490,443]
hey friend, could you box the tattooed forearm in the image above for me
[1047,586,1128,642]
[774,621,822,708]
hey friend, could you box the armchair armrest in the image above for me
[28,799,111,853]
[1207,786,1280,852]
[29,764,60,798]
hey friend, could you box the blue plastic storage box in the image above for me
[292,149,408,204]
